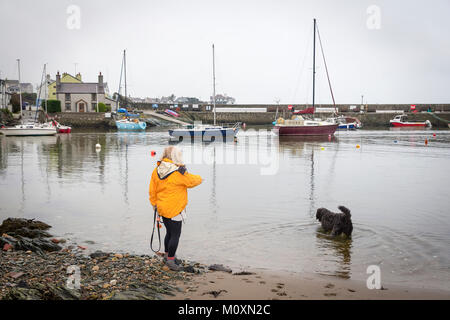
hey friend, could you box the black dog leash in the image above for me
[150,207,162,253]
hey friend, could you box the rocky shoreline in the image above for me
[0,218,205,300]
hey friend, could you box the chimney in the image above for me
[76,73,82,81]
[56,71,61,86]
[98,72,104,92]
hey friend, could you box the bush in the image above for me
[46,100,61,113]
[1,108,12,117]
[97,102,107,112]
[10,94,20,113]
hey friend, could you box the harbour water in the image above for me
[1,127,449,291]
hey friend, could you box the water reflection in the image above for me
[210,146,217,215]
[1,130,450,291]
[315,228,353,279]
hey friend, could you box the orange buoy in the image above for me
[425,139,428,145]
[151,150,156,157]
[356,144,361,149]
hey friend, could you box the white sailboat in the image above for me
[0,60,56,136]
[168,44,240,142]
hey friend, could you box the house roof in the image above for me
[57,82,107,94]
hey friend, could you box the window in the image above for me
[65,93,70,101]
[92,93,97,101]
[65,102,71,110]
[92,103,97,111]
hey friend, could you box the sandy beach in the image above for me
[169,268,450,300]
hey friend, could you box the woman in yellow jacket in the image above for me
[149,146,202,270]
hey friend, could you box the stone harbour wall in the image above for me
[52,112,115,128]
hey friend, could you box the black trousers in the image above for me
[162,217,182,258]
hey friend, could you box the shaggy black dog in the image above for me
[316,206,353,237]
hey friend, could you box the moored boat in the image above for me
[116,118,147,131]
[274,117,337,136]
[0,61,57,137]
[0,122,57,136]
[168,44,239,142]
[114,50,147,132]
[334,116,362,130]
[390,115,432,128]
[165,109,179,117]
[50,120,72,133]
[169,123,239,142]
[273,19,338,137]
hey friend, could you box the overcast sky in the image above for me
[1,0,449,104]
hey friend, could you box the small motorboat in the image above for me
[390,115,432,128]
[165,109,179,117]
[51,120,72,133]
[56,124,72,133]
[334,116,362,130]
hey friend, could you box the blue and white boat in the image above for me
[114,50,147,132]
[169,123,239,142]
[327,116,362,130]
[168,44,240,142]
[116,118,147,131]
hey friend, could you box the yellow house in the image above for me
[47,72,82,100]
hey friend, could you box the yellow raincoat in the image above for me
[149,158,202,218]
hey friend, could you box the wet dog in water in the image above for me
[316,206,353,237]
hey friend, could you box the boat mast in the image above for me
[116,51,124,111]
[44,64,47,114]
[17,59,23,121]
[124,49,127,108]
[212,44,216,126]
[34,64,45,123]
[312,19,316,112]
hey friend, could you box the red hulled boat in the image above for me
[390,115,431,128]
[51,120,72,133]
[273,19,338,137]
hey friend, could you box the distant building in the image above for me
[0,79,12,112]
[4,80,34,94]
[175,96,202,104]
[53,71,116,112]
[160,95,176,103]
[210,93,235,104]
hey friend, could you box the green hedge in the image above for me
[97,102,110,112]
[10,94,20,113]
[46,100,61,113]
